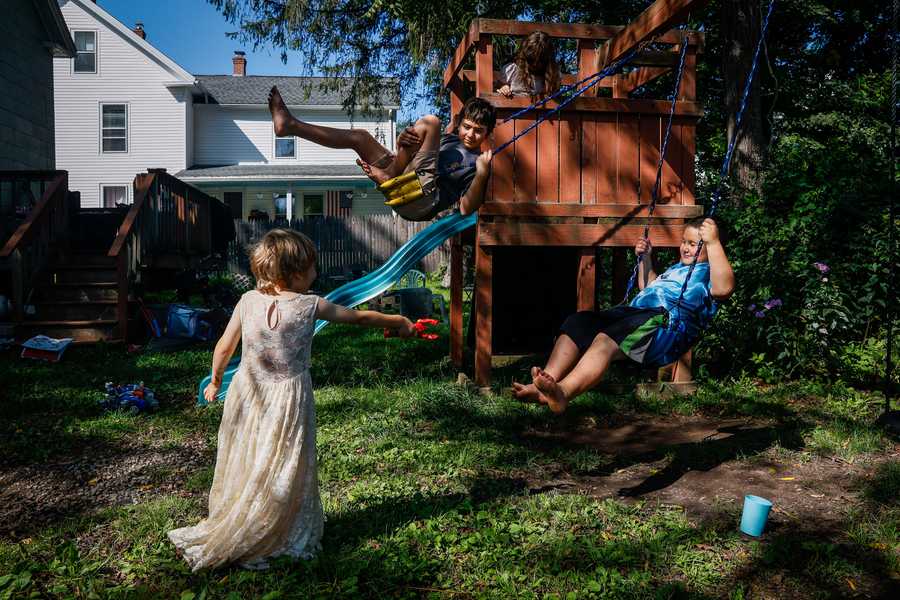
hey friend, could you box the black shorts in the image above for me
[559,306,666,365]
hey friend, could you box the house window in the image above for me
[339,190,353,209]
[275,136,296,159]
[304,193,324,216]
[101,104,127,153]
[373,125,386,145]
[102,185,128,207]
[273,194,288,219]
[74,31,97,73]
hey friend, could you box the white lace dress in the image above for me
[168,290,324,571]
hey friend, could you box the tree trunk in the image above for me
[721,0,767,195]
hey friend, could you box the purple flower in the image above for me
[764,298,783,310]
[748,304,757,311]
[813,262,830,274]
[754,311,766,319]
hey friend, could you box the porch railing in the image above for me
[0,171,71,322]
[108,169,218,339]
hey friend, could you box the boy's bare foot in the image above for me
[356,158,391,185]
[512,381,542,404]
[268,86,294,137]
[533,367,568,414]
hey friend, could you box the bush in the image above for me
[699,72,895,384]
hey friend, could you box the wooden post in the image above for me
[449,78,464,120]
[612,248,629,304]
[576,248,596,311]
[474,242,493,387]
[10,249,23,322]
[450,235,463,367]
[670,349,693,382]
[680,46,697,101]
[577,39,597,97]
[116,251,129,342]
[475,33,493,96]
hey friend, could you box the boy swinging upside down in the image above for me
[513,217,736,414]
[268,86,496,221]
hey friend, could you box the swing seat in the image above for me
[378,171,425,207]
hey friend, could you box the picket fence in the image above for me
[228,216,451,279]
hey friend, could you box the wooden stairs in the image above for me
[2,168,229,346]
[19,251,124,343]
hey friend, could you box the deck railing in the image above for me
[0,171,71,322]
[109,169,218,339]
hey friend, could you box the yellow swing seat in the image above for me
[378,170,425,208]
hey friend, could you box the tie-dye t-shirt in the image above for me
[629,261,718,346]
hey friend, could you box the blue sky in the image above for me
[93,0,432,119]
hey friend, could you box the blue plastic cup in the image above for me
[740,495,773,536]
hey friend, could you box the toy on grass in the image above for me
[384,318,440,340]
[100,382,159,414]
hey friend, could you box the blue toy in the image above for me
[101,382,159,414]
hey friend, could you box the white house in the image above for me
[53,0,398,218]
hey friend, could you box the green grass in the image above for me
[0,317,897,598]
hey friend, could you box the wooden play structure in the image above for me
[444,0,707,386]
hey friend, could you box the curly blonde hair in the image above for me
[249,229,317,294]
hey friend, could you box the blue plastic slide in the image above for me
[197,211,478,405]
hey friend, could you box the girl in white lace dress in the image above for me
[168,229,414,571]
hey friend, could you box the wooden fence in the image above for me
[228,216,451,278]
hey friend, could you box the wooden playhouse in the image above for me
[443,0,707,386]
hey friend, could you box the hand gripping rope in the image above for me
[669,0,775,322]
[620,0,775,331]
[621,38,691,302]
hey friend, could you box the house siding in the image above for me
[0,0,57,170]
[185,93,194,168]
[193,106,394,167]
[53,0,189,207]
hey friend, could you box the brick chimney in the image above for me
[232,51,247,77]
[133,22,146,40]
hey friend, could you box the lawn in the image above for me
[1,319,898,599]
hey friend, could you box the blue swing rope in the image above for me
[492,39,652,156]
[621,38,691,302]
[661,0,775,325]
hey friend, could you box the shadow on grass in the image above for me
[324,474,528,549]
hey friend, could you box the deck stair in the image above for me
[18,251,124,343]
[1,169,230,345]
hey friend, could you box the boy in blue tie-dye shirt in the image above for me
[513,218,735,414]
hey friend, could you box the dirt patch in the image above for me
[0,434,212,540]
[523,413,900,598]
[523,413,897,527]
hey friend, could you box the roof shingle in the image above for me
[195,75,400,108]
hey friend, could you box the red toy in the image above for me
[384,318,440,340]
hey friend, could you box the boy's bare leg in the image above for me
[357,114,442,182]
[533,333,623,414]
[268,86,390,167]
[512,334,581,404]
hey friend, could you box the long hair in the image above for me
[514,31,560,97]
